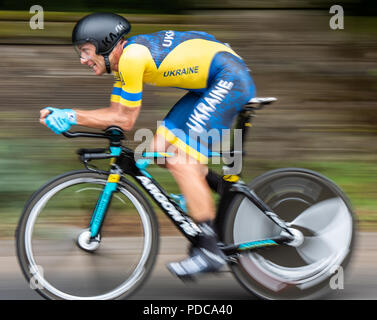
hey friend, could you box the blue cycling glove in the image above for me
[44,107,77,134]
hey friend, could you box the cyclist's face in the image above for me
[76,43,106,75]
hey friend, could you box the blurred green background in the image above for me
[0,0,376,237]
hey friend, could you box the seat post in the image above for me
[233,108,254,157]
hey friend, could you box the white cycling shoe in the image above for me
[167,221,226,281]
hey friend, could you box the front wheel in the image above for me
[16,170,159,300]
[223,168,356,300]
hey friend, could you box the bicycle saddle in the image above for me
[247,97,277,105]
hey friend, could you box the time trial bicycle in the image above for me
[16,97,355,300]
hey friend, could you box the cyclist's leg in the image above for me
[151,123,215,222]
[151,94,223,278]
[167,157,215,220]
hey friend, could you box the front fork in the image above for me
[89,170,121,239]
[89,149,123,240]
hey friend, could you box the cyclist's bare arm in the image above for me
[74,102,141,131]
[40,102,141,132]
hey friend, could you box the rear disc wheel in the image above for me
[223,168,356,300]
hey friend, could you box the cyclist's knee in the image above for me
[166,152,201,173]
[165,153,189,171]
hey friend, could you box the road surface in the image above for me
[1,232,376,300]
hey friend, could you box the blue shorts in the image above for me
[157,51,256,163]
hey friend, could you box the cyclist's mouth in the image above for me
[90,64,97,72]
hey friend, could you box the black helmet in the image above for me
[72,12,131,73]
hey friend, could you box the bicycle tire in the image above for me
[221,168,356,300]
[16,170,159,300]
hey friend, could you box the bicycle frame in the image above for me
[82,156,293,258]
[63,102,294,258]
[113,150,293,257]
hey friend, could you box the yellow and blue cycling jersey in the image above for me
[111,30,256,163]
[111,30,239,108]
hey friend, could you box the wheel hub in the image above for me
[285,227,304,247]
[77,229,101,252]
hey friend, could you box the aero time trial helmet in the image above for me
[72,12,131,73]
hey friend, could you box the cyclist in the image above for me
[39,12,256,280]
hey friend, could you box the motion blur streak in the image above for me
[0,1,376,299]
